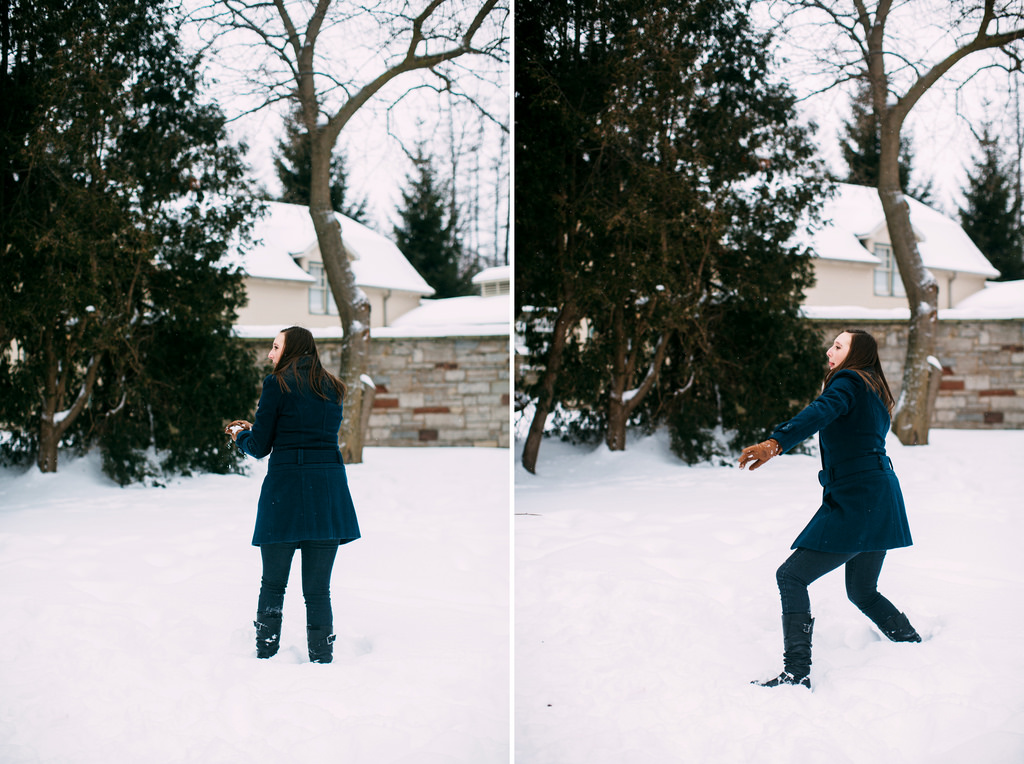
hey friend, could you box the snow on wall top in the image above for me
[232,201,435,296]
[372,295,510,338]
[810,183,1000,278]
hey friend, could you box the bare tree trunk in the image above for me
[605,305,630,452]
[521,299,579,474]
[605,320,669,453]
[875,92,939,444]
[37,327,101,472]
[309,129,371,463]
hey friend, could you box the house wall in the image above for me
[374,290,422,327]
[237,278,322,327]
[804,260,989,310]
[811,318,1024,429]
[804,260,881,307]
[934,271,989,310]
[240,335,510,448]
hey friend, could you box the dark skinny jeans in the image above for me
[776,548,900,626]
[257,540,340,631]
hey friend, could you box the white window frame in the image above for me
[308,263,339,315]
[873,244,906,298]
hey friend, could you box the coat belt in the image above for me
[819,453,892,485]
[269,447,342,466]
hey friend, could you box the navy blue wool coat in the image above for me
[770,369,912,554]
[236,362,361,547]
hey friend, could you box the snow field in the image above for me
[515,429,1024,764]
[0,447,510,764]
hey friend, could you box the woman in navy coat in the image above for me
[225,326,360,663]
[739,329,920,689]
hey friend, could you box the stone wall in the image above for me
[366,335,510,447]
[811,318,1024,429]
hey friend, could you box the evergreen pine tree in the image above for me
[959,125,1024,281]
[839,80,934,203]
[393,149,474,298]
[0,0,262,482]
[273,109,369,222]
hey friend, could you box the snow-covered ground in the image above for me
[515,429,1024,764]
[0,447,510,764]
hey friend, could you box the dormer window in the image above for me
[873,244,906,298]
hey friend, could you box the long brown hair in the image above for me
[272,326,346,400]
[824,329,894,416]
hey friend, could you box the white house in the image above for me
[803,183,1000,311]
[232,201,435,338]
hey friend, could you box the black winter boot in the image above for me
[254,611,283,659]
[307,625,336,664]
[878,612,922,643]
[753,613,814,689]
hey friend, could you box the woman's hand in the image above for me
[739,439,781,471]
[224,420,252,442]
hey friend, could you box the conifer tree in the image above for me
[273,109,369,223]
[0,0,261,482]
[393,149,474,298]
[959,126,1024,281]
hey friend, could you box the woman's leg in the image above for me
[757,548,856,687]
[846,551,921,642]
[299,540,340,663]
[845,551,898,623]
[254,542,298,658]
[257,542,298,615]
[776,548,856,614]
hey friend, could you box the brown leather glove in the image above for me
[738,438,781,471]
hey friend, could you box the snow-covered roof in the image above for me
[232,201,435,296]
[472,265,511,284]
[947,280,1024,318]
[372,295,510,338]
[810,184,1000,278]
[802,279,1024,320]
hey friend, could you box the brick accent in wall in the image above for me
[811,318,1024,429]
